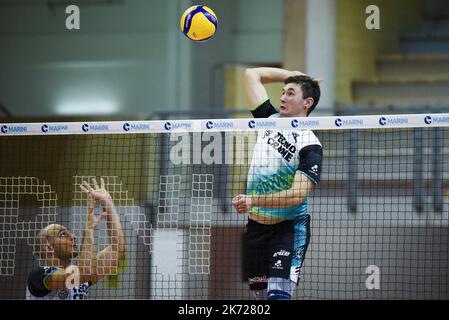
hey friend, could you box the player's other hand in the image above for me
[232,194,252,214]
[288,70,306,77]
[80,177,113,208]
[86,193,107,230]
[288,70,323,84]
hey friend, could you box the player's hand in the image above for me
[288,70,307,77]
[288,70,324,84]
[85,193,107,230]
[80,178,113,209]
[232,195,252,214]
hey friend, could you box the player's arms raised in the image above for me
[88,178,126,283]
[244,67,306,109]
[44,200,105,290]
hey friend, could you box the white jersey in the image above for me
[247,102,323,220]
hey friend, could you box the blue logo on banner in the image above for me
[291,119,299,128]
[424,116,432,125]
[248,120,256,129]
[41,124,49,132]
[335,118,343,127]
[335,118,363,127]
[164,122,172,131]
[379,117,387,126]
[206,121,213,129]
[1,125,27,133]
[123,123,150,131]
[82,124,89,132]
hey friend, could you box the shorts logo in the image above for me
[273,250,290,258]
[273,260,283,270]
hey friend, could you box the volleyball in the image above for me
[180,5,218,42]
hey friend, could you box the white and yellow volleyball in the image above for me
[180,5,218,42]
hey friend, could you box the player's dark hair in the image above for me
[284,75,321,115]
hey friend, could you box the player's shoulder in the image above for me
[29,266,59,277]
[27,266,60,288]
[27,266,58,298]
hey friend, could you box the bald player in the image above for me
[26,178,126,300]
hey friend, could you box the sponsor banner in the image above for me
[378,116,409,126]
[1,113,449,136]
[247,119,277,130]
[41,124,69,133]
[333,117,365,128]
[202,120,235,131]
[122,122,151,132]
[81,123,112,133]
[0,123,78,136]
[0,124,28,134]
[423,115,449,126]
[161,121,195,132]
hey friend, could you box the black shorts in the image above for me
[242,216,310,291]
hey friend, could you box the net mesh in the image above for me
[0,117,448,299]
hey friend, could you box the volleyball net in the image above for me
[0,114,448,299]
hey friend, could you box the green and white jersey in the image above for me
[247,100,323,220]
[26,266,92,300]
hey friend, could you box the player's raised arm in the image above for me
[43,202,105,290]
[84,178,126,283]
[244,67,306,109]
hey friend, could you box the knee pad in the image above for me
[267,290,291,300]
[267,277,293,300]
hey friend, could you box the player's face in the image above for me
[45,224,79,260]
[280,83,310,117]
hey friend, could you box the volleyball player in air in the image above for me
[232,67,323,300]
[26,178,126,299]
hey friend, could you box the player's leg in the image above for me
[267,220,295,300]
[242,219,271,300]
[289,214,311,294]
